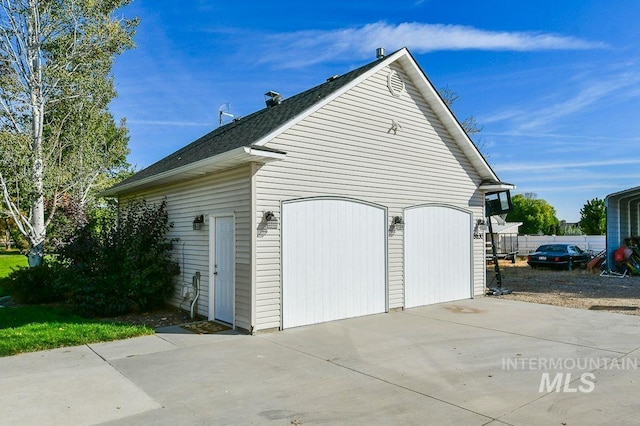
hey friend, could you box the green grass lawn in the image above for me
[0,306,154,357]
[0,251,155,357]
[0,253,26,276]
[0,252,27,296]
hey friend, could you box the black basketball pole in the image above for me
[488,216,502,288]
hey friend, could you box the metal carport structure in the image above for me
[605,186,640,270]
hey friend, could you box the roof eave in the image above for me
[605,185,640,204]
[479,182,516,192]
[101,146,286,197]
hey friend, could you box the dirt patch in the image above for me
[104,305,192,329]
[105,306,232,334]
[488,259,640,315]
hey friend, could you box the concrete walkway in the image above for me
[1,298,640,425]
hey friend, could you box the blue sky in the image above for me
[109,0,640,222]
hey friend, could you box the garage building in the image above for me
[103,47,513,332]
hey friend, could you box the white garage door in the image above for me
[405,205,472,308]
[282,198,387,329]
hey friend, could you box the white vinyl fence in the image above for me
[517,235,606,255]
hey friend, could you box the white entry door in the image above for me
[282,198,387,329]
[405,205,472,308]
[211,215,234,324]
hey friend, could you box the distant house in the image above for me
[559,221,581,234]
[485,216,522,260]
[103,47,513,333]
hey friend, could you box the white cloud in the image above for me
[515,170,640,183]
[481,64,640,133]
[256,22,605,68]
[514,183,622,193]
[517,77,638,130]
[496,158,640,172]
[482,131,639,142]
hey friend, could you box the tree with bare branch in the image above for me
[439,86,483,135]
[0,0,136,265]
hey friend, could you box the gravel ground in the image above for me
[488,259,640,315]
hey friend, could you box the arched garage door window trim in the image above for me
[282,196,388,211]
[404,203,473,215]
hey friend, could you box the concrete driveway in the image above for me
[2,298,640,425]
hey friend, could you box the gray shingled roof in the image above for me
[110,55,388,191]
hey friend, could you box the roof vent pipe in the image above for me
[264,90,283,107]
[376,47,385,59]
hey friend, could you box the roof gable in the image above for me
[104,48,507,196]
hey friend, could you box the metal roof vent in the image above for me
[264,90,283,107]
[376,47,385,59]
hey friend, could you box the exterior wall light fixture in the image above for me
[263,211,278,229]
[474,218,487,239]
[193,215,204,230]
[391,215,404,231]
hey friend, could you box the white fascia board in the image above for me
[479,182,516,192]
[252,49,409,147]
[243,146,287,160]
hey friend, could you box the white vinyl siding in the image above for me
[120,165,252,331]
[254,63,485,330]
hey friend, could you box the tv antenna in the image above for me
[218,103,234,127]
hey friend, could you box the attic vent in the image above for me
[387,70,405,97]
[264,90,283,107]
[326,74,340,82]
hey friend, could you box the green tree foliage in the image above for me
[0,0,137,266]
[1,199,179,316]
[506,193,561,235]
[0,211,26,249]
[58,199,178,316]
[579,198,606,235]
[46,166,134,250]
